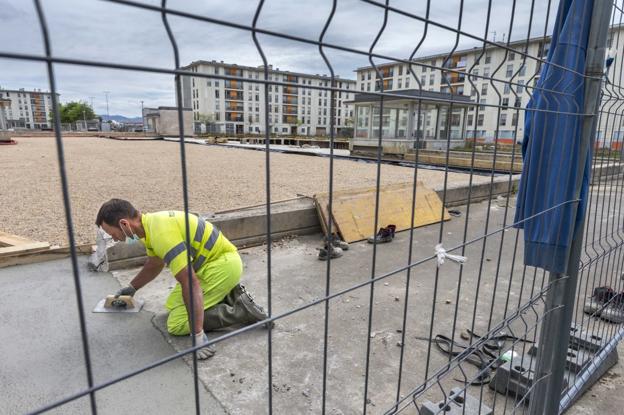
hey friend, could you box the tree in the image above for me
[58,101,96,123]
[197,112,215,125]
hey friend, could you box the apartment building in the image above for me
[354,25,624,149]
[0,87,58,130]
[181,60,356,136]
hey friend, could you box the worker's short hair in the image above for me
[95,199,139,227]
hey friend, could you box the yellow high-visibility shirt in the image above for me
[140,211,236,276]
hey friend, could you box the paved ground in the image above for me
[0,257,226,415]
[0,135,489,246]
[3,196,623,414]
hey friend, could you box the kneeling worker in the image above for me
[96,198,270,359]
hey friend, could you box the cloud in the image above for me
[0,0,556,116]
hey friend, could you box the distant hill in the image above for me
[100,115,142,123]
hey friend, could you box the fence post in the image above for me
[528,1,613,414]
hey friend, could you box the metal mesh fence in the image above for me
[2,0,623,414]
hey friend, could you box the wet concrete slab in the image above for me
[0,257,226,415]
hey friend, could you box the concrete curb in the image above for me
[99,177,520,270]
[96,162,620,270]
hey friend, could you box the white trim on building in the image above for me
[181,60,356,136]
[0,88,58,130]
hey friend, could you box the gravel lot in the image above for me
[0,136,486,245]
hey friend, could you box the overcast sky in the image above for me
[1,0,557,117]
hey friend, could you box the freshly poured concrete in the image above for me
[112,198,541,414]
[0,258,226,415]
[3,194,623,414]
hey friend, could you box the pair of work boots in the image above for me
[318,234,349,260]
[203,284,273,331]
[583,286,624,323]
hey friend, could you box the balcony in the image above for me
[226,67,243,77]
[282,115,298,124]
[282,105,298,115]
[284,75,299,83]
[225,112,244,122]
[379,66,394,78]
[225,91,244,101]
[224,80,243,90]
[225,102,244,111]
[282,96,298,105]
[283,86,298,95]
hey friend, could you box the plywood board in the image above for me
[0,242,51,258]
[0,231,36,248]
[315,182,449,243]
[314,194,345,239]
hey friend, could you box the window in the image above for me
[477,114,484,126]
[215,90,219,98]
[215,81,219,87]
[506,64,513,77]
[500,113,507,126]
[519,64,526,76]
[483,67,490,77]
[502,97,509,107]
[398,65,403,75]
[479,99,486,110]
[481,83,488,96]
[508,51,515,61]
[360,73,365,81]
[361,83,365,91]
[485,53,491,64]
[517,80,525,94]
[514,97,522,107]
[512,113,518,126]
[207,81,211,87]
[429,75,434,85]
[504,83,511,94]
[367,83,371,91]
[398,79,402,89]
[420,75,426,85]
[405,78,410,88]
[467,114,474,125]
[367,72,372,80]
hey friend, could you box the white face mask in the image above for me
[120,221,140,245]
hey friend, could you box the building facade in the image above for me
[181,60,356,136]
[0,88,58,130]
[354,38,553,146]
[354,26,624,148]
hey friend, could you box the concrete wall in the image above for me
[156,109,194,136]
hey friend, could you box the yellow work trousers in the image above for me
[165,250,242,335]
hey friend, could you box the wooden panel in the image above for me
[315,182,449,243]
[0,231,36,248]
[0,242,51,258]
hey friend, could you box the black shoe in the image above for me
[367,224,396,243]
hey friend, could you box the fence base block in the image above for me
[420,387,493,415]
[569,322,607,353]
[563,346,619,409]
[489,354,569,401]
[528,344,593,374]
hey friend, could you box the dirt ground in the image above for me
[0,136,487,246]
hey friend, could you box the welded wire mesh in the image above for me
[2,0,623,414]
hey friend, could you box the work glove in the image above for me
[193,330,216,360]
[115,284,136,297]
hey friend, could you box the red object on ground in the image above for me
[0,139,17,145]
